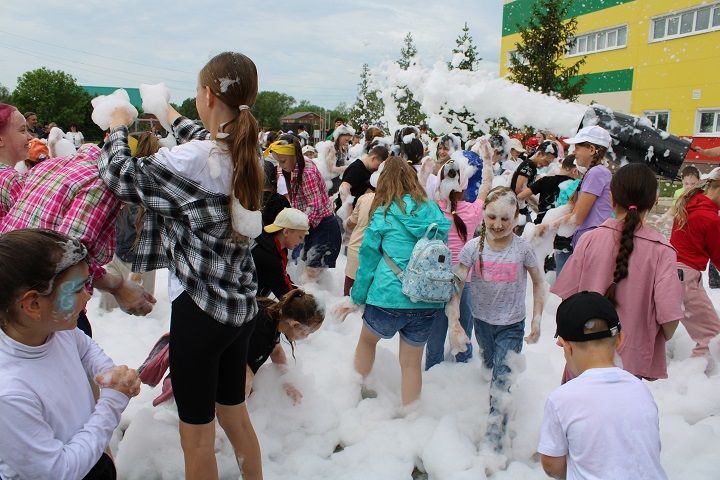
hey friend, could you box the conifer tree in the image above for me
[508,0,586,101]
[394,33,426,126]
[349,63,384,130]
[448,22,481,71]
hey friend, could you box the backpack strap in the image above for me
[382,250,404,279]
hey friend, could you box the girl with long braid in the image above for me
[553,163,683,381]
[425,139,494,370]
[446,186,545,450]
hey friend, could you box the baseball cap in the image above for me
[264,208,309,234]
[555,291,621,342]
[301,145,316,155]
[507,138,526,153]
[565,126,612,149]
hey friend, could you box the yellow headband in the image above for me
[128,136,138,156]
[263,140,296,158]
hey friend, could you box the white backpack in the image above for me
[383,223,455,303]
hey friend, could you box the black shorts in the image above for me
[302,215,341,268]
[169,292,256,425]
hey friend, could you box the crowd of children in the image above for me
[0,50,718,478]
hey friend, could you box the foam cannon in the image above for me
[580,105,691,180]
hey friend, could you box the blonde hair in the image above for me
[369,156,427,217]
[674,178,720,230]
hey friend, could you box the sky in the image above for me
[0,1,503,109]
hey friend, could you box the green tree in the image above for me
[252,91,295,130]
[349,64,384,130]
[394,33,426,126]
[284,99,325,116]
[508,0,586,101]
[11,68,92,129]
[448,23,481,71]
[0,84,10,103]
[172,97,199,121]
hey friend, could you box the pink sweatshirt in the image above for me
[552,218,683,380]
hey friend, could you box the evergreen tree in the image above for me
[349,64,384,130]
[448,23,481,71]
[508,0,586,101]
[394,33,426,126]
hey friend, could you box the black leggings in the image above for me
[169,292,255,425]
[82,453,116,480]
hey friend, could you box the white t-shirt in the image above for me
[0,328,127,479]
[458,235,537,325]
[153,139,233,301]
[538,367,667,480]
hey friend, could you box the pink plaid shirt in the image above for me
[280,160,333,228]
[0,163,23,221]
[0,145,122,278]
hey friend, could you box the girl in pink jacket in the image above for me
[552,163,683,380]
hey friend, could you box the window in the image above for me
[567,25,628,57]
[644,111,670,131]
[651,3,720,41]
[506,49,528,67]
[696,110,720,135]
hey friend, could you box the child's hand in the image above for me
[525,316,541,344]
[109,107,134,129]
[96,366,141,398]
[283,383,303,405]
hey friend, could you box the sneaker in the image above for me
[360,385,377,399]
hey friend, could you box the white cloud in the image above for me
[0,0,502,108]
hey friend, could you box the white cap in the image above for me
[507,138,526,153]
[264,208,309,234]
[565,126,612,149]
[301,145,316,154]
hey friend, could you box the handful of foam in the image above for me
[140,82,172,132]
[91,89,138,130]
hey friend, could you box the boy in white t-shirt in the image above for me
[538,291,667,480]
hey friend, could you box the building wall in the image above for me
[500,0,720,160]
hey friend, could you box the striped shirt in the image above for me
[0,164,23,221]
[0,145,121,278]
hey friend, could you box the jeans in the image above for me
[425,287,473,370]
[709,262,720,288]
[554,250,572,276]
[473,319,525,449]
[363,305,441,347]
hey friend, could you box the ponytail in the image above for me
[604,207,640,306]
[449,196,468,242]
[225,110,262,212]
[476,222,486,275]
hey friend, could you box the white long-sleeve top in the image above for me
[0,328,128,480]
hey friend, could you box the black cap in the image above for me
[534,140,559,158]
[555,291,621,342]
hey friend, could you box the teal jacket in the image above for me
[351,195,451,309]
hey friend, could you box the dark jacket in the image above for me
[251,232,295,299]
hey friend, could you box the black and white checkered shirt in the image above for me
[98,117,258,327]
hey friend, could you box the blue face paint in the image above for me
[53,277,86,319]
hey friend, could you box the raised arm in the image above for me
[475,138,496,204]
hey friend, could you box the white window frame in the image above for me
[643,110,670,132]
[694,108,720,137]
[567,24,628,57]
[649,2,720,42]
[506,49,528,67]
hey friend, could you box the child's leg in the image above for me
[399,338,425,405]
[680,265,720,357]
[486,321,525,448]
[215,403,262,480]
[354,324,381,378]
[473,318,495,370]
[424,310,448,371]
[454,287,474,363]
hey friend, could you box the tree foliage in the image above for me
[448,23,481,71]
[252,91,296,130]
[508,0,586,101]
[349,64,384,130]
[173,97,199,121]
[0,84,10,103]
[11,68,92,129]
[394,33,426,127]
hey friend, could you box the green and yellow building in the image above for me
[500,0,720,160]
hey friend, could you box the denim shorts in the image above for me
[363,304,441,347]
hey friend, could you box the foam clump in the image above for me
[48,127,77,158]
[140,83,172,131]
[91,89,139,130]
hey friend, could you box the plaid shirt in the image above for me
[0,145,121,278]
[98,117,258,327]
[0,163,23,221]
[280,160,333,228]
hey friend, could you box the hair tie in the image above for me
[628,205,638,211]
[451,210,457,215]
[238,105,250,111]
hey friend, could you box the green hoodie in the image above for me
[352,194,451,309]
